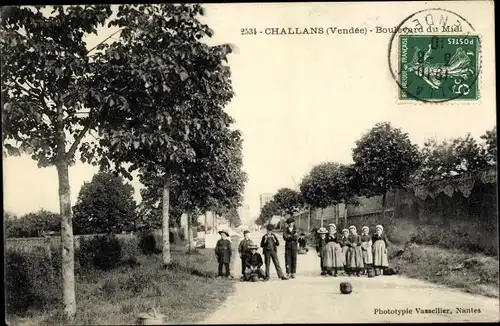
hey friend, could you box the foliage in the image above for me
[5,209,60,238]
[352,122,421,197]
[225,207,242,228]
[256,199,280,225]
[1,5,113,167]
[5,247,61,315]
[299,162,358,209]
[273,187,303,216]
[480,126,497,166]
[414,132,492,183]
[83,4,236,178]
[76,235,123,270]
[72,172,137,234]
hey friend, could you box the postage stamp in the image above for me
[387,8,482,104]
[398,34,480,101]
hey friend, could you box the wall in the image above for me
[294,168,498,255]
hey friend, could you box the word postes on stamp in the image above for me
[398,35,479,101]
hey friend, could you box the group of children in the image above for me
[214,219,390,281]
[215,217,302,281]
[315,223,389,277]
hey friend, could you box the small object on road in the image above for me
[137,307,165,325]
[340,282,352,294]
[367,268,375,278]
[251,274,260,282]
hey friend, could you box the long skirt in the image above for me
[372,240,389,268]
[346,246,364,270]
[323,242,344,270]
[361,242,373,265]
[341,246,349,265]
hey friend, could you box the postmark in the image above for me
[388,8,481,103]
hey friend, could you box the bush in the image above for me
[5,247,61,315]
[77,235,122,270]
[139,233,156,255]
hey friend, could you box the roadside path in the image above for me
[201,231,499,323]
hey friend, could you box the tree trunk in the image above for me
[307,207,311,232]
[320,208,324,228]
[162,173,171,265]
[212,212,216,233]
[56,160,76,320]
[381,192,387,220]
[187,210,194,252]
[204,212,207,232]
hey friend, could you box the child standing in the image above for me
[341,229,350,275]
[215,229,233,279]
[243,244,265,281]
[360,226,373,275]
[345,226,364,277]
[238,230,253,281]
[372,224,389,276]
[283,217,299,279]
[315,227,328,276]
[260,224,288,281]
[298,233,309,253]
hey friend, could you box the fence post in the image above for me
[307,207,311,232]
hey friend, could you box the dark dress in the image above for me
[283,226,298,274]
[215,238,232,276]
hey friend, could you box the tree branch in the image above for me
[67,123,91,157]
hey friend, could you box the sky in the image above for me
[3,2,496,221]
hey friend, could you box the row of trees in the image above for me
[2,4,246,319]
[256,122,496,226]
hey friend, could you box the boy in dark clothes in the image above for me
[260,224,288,281]
[215,229,233,279]
[283,217,299,278]
[238,230,253,281]
[243,244,265,281]
[298,233,309,253]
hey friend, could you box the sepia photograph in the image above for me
[2,1,498,324]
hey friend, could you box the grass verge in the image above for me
[7,243,236,325]
[389,243,499,298]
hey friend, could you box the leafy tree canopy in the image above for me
[73,172,137,234]
[352,122,421,196]
[256,199,280,226]
[5,209,60,238]
[413,129,496,183]
[300,162,358,209]
[273,187,303,217]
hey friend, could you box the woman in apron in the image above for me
[372,224,389,276]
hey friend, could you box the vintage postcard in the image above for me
[2,1,498,325]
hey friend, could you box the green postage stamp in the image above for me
[398,35,480,101]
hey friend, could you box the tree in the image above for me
[299,162,358,226]
[226,207,242,228]
[84,4,236,265]
[73,172,137,234]
[352,122,420,217]
[5,209,60,238]
[414,133,490,183]
[256,199,279,226]
[480,126,497,166]
[273,187,303,217]
[1,5,113,319]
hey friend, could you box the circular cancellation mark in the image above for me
[387,8,481,103]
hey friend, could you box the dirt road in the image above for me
[201,231,499,324]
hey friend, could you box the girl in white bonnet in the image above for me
[372,224,389,276]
